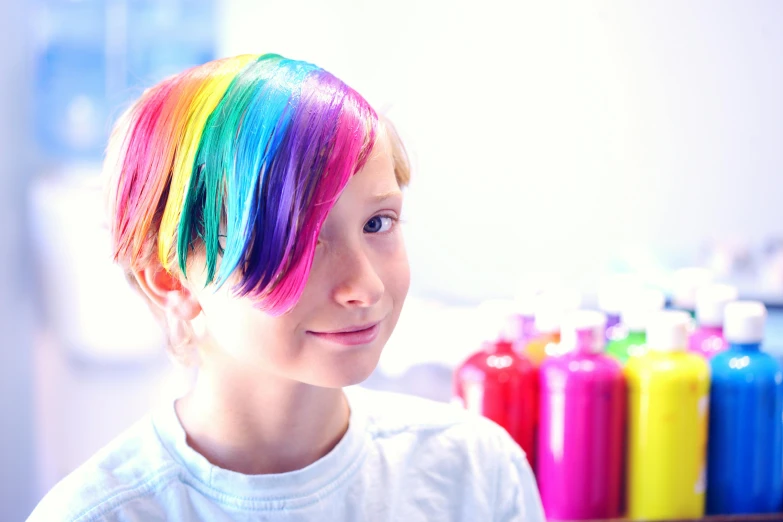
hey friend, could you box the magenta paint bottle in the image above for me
[537,310,626,520]
[689,283,738,358]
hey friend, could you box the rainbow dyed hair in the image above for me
[106,53,407,316]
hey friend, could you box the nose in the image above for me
[331,243,385,308]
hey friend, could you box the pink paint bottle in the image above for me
[689,283,738,358]
[537,310,626,520]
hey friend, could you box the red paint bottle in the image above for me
[454,337,539,464]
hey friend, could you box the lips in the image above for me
[308,322,381,346]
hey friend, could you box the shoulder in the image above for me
[348,387,545,521]
[28,414,181,522]
[348,385,528,463]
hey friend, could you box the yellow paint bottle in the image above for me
[624,310,710,520]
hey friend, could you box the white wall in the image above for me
[220,0,783,302]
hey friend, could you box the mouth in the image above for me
[307,321,382,346]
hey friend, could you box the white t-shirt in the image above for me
[28,387,544,521]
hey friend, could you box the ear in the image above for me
[133,261,202,322]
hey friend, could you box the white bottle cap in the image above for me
[621,288,666,332]
[560,310,607,354]
[646,310,691,352]
[534,288,582,334]
[695,283,739,327]
[598,274,644,316]
[672,267,714,310]
[724,301,767,344]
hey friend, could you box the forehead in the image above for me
[348,132,398,191]
[322,134,399,222]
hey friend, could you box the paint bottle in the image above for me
[606,288,665,364]
[537,310,625,520]
[672,267,714,319]
[625,310,710,520]
[523,288,580,366]
[511,273,565,349]
[511,294,538,350]
[454,334,539,464]
[598,274,643,342]
[706,301,783,514]
[689,283,738,358]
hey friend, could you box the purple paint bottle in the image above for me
[512,272,564,348]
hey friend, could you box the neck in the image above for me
[175,348,350,475]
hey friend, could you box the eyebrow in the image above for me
[371,190,403,203]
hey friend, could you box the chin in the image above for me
[303,342,384,388]
[340,359,379,386]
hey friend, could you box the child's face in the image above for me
[189,133,410,387]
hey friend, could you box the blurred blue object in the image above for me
[707,331,783,514]
[126,0,216,85]
[33,0,216,161]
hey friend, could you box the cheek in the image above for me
[196,287,302,364]
[292,249,331,312]
[380,236,410,304]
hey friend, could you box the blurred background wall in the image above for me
[4,0,783,518]
[221,0,783,301]
[0,0,35,520]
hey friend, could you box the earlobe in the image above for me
[133,263,202,321]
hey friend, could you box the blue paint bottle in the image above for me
[706,301,783,514]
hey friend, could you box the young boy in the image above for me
[29,53,544,521]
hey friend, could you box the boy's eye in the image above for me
[364,215,395,234]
